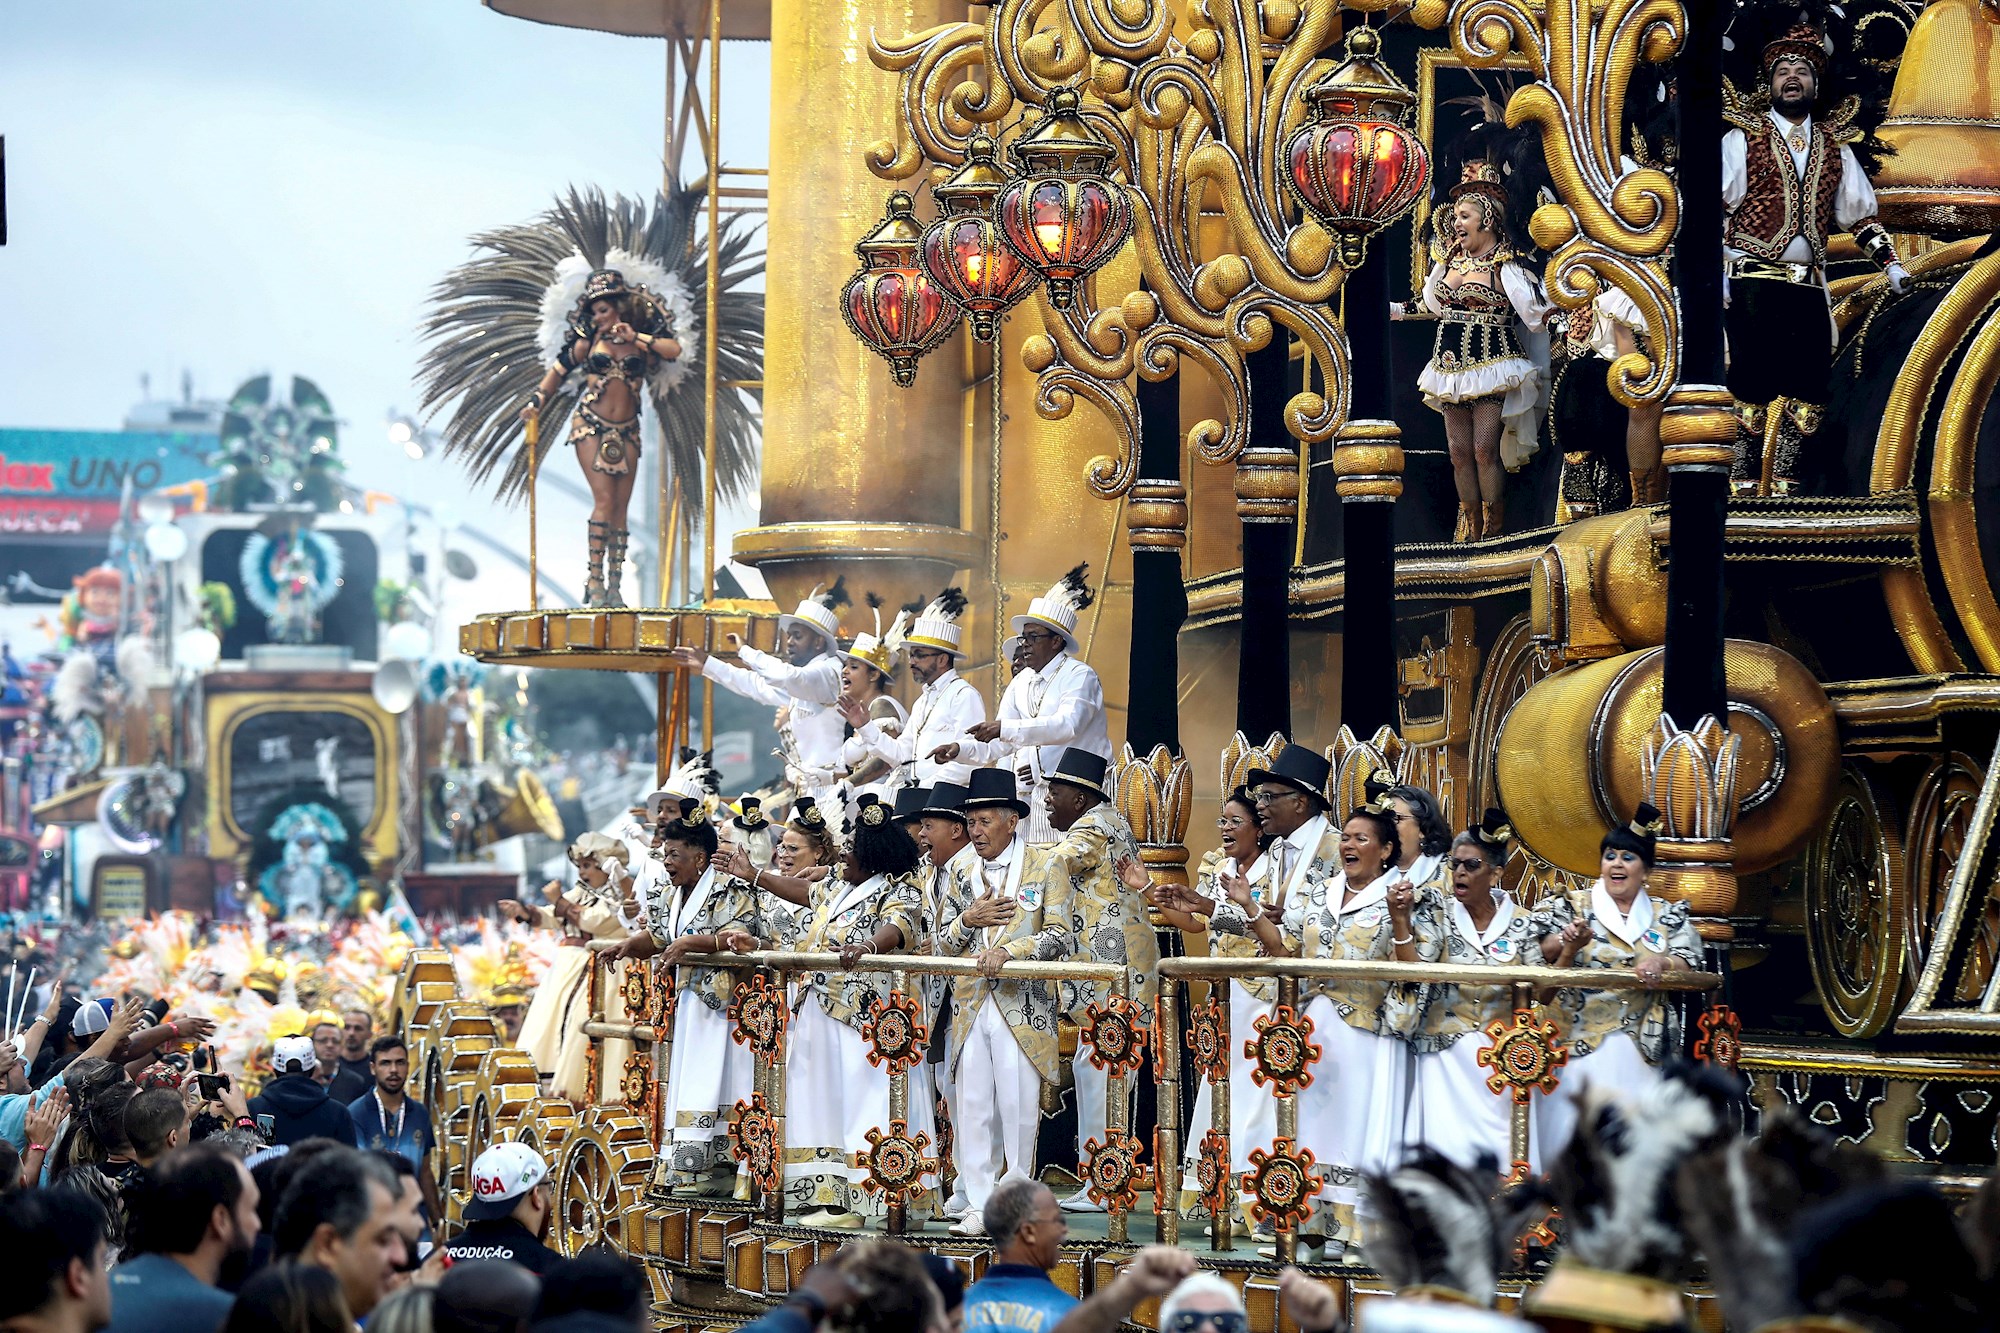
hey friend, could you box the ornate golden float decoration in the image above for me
[1247,1004,1320,1096]
[1079,994,1148,1076]
[861,1119,938,1202]
[861,990,929,1074]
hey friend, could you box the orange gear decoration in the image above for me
[1081,1129,1144,1212]
[728,1093,781,1196]
[1195,1129,1229,1218]
[861,1119,937,1200]
[1079,995,1147,1076]
[1241,1137,1323,1230]
[1247,1005,1320,1097]
[1190,994,1228,1084]
[1694,1005,1743,1070]
[619,1052,651,1107]
[620,959,650,1017]
[1478,1006,1568,1099]
[728,972,788,1060]
[653,967,678,1031]
[861,989,929,1075]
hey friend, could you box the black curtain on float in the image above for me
[1341,242,1401,737]
[1129,366,1187,754]
[1238,337,1295,738]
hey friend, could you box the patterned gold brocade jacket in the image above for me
[934,839,1066,1085]
[1043,805,1160,1015]
[1191,848,1277,1004]
[1408,899,1541,1055]
[775,870,924,1033]
[643,869,762,1013]
[1527,893,1703,1063]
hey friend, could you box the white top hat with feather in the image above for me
[1011,563,1095,655]
[838,594,908,677]
[646,751,720,823]
[777,577,848,651]
[904,587,969,659]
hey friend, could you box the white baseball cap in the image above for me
[272,1035,318,1075]
[466,1141,550,1221]
[69,996,115,1037]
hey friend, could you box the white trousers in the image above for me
[1072,1046,1139,1159]
[956,998,1041,1214]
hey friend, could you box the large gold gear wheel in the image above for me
[424,1002,503,1211]
[1805,764,1909,1038]
[460,1049,543,1224]
[1904,751,1984,994]
[512,1095,580,1162]
[389,949,459,1038]
[552,1105,654,1257]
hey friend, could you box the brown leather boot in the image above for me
[1453,503,1478,542]
[1481,498,1504,540]
[1629,468,1665,505]
[1769,400,1823,496]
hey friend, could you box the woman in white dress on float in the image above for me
[1531,801,1705,1155]
[1133,786,1275,1229]
[1210,786,1442,1260]
[1407,808,1545,1172]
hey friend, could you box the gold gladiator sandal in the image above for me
[1453,502,1479,542]
[604,527,629,607]
[1481,498,1504,540]
[584,519,609,607]
[1729,398,1768,497]
[1769,400,1823,497]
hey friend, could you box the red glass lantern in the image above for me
[995,88,1134,310]
[920,133,1041,341]
[1284,27,1429,268]
[840,190,961,387]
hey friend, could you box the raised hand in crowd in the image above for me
[1276,1267,1343,1333]
[713,845,757,881]
[494,898,537,926]
[1049,1246,1199,1333]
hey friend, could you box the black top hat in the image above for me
[961,766,1030,817]
[733,797,768,831]
[922,782,970,822]
[1245,743,1332,808]
[892,786,930,824]
[1047,748,1111,800]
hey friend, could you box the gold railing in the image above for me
[574,943,1719,1259]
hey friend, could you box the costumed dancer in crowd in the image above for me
[1406,809,1544,1171]
[502,832,638,1101]
[844,589,985,795]
[1394,161,1553,541]
[516,269,683,607]
[1209,756,1441,1259]
[1724,22,1909,496]
[674,582,850,812]
[605,796,761,1193]
[932,768,1070,1234]
[1531,802,1704,1153]
[1141,786,1275,1228]
[936,566,1109,845]
[720,793,930,1226]
[834,597,911,805]
[1037,749,1159,1214]
[908,780,978,1218]
[1551,281,1664,514]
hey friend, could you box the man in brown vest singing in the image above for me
[1722,22,1910,496]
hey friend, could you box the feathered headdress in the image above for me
[1362,1149,1542,1304]
[841,592,909,678]
[648,750,721,824]
[779,578,850,648]
[1434,73,1548,257]
[1012,563,1095,654]
[417,183,763,520]
[905,586,970,659]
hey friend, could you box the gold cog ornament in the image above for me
[1242,1137,1323,1231]
[861,1119,937,1201]
[652,966,677,1031]
[1078,995,1147,1077]
[620,959,649,1018]
[1190,994,1228,1084]
[1247,1004,1321,1097]
[1081,1129,1144,1212]
[1694,1005,1743,1071]
[860,990,929,1075]
[728,972,788,1060]
[1478,1006,1569,1099]
[727,1093,781,1197]
[619,1053,650,1109]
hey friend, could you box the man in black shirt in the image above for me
[445,1142,560,1275]
[313,1018,371,1105]
[337,1008,375,1086]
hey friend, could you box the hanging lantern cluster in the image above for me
[839,190,961,388]
[844,87,1134,383]
[1283,27,1430,269]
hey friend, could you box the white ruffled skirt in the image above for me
[1419,356,1547,472]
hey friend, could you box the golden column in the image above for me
[732,0,984,612]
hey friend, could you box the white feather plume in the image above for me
[535,247,701,399]
[52,653,98,724]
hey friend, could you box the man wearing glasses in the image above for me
[933,565,1109,845]
[1221,743,1337,930]
[843,587,987,794]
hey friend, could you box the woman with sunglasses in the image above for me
[1406,809,1543,1170]
[1207,781,1442,1259]
[1530,802,1704,1156]
[1126,787,1277,1227]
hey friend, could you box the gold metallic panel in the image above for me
[1495,642,1840,876]
[637,614,678,650]
[1874,0,2000,236]
[1931,304,2000,671]
[1127,479,1190,550]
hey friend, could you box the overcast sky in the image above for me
[0,2,773,611]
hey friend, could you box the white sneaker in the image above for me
[949,1213,988,1236]
[1058,1187,1105,1214]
